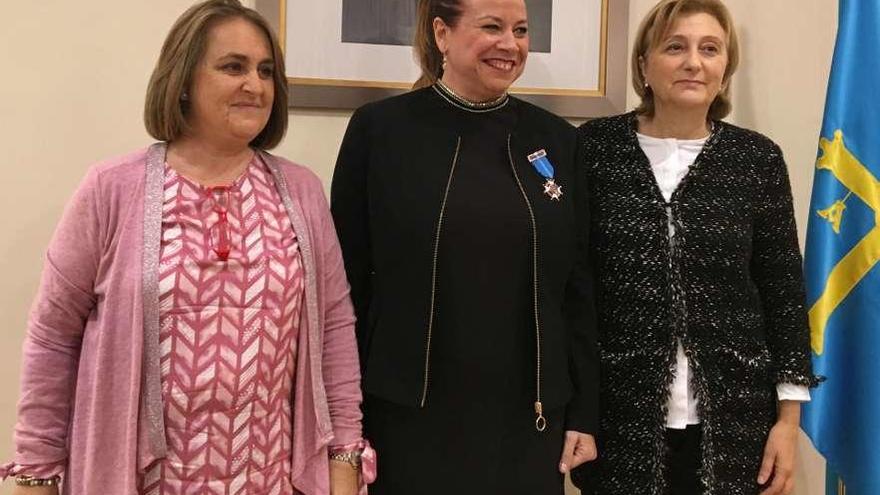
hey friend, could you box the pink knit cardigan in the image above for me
[2,144,366,494]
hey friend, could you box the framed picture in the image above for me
[255,0,629,118]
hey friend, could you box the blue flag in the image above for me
[802,1,880,493]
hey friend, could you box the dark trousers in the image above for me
[665,425,702,495]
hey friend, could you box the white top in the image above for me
[636,132,811,430]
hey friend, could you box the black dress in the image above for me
[332,84,597,494]
[364,90,565,494]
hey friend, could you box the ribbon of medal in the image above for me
[527,149,562,200]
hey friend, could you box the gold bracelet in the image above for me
[329,450,362,470]
[14,474,60,487]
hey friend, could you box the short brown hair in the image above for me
[412,0,464,89]
[144,0,288,149]
[631,0,739,120]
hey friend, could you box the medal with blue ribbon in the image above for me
[527,149,562,200]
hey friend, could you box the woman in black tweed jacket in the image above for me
[574,1,820,494]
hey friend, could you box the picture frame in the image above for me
[255,0,629,118]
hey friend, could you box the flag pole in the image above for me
[826,467,846,495]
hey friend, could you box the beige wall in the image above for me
[0,1,835,493]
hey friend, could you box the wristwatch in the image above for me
[329,450,362,470]
[14,475,60,487]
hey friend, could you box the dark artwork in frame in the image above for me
[341,0,553,53]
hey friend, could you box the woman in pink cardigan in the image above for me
[2,1,372,494]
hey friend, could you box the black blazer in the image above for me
[331,87,598,433]
[574,113,819,493]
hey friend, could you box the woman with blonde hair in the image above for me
[332,0,599,493]
[575,0,819,493]
[2,1,371,494]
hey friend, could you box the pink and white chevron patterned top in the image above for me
[142,157,303,495]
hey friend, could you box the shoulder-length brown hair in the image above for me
[631,0,740,120]
[144,0,288,149]
[412,0,464,89]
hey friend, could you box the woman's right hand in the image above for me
[11,486,59,495]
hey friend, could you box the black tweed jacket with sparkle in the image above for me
[572,112,820,495]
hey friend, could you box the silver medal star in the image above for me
[543,179,563,200]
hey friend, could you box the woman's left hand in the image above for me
[758,401,801,495]
[329,460,360,495]
[559,430,598,474]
